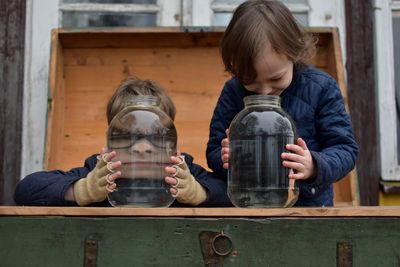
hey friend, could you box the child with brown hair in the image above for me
[206,0,358,206]
[15,77,231,207]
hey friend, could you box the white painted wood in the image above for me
[392,1,400,10]
[192,0,213,26]
[181,0,192,26]
[210,2,241,13]
[22,0,60,177]
[374,0,400,180]
[308,0,347,76]
[59,3,160,13]
[158,0,181,26]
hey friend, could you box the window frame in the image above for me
[374,0,400,181]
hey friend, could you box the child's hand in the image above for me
[73,149,122,206]
[221,129,230,169]
[165,155,207,205]
[281,138,316,180]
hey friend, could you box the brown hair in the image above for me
[220,0,317,84]
[106,77,176,124]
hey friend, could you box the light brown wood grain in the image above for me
[1,206,399,217]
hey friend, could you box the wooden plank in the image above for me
[45,30,66,169]
[0,0,25,205]
[60,30,225,49]
[327,28,359,206]
[2,206,400,217]
[345,0,378,205]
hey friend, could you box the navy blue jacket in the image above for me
[14,153,232,207]
[206,66,358,207]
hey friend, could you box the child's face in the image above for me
[114,136,175,179]
[109,111,176,179]
[244,43,293,95]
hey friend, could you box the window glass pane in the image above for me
[62,0,156,4]
[62,12,156,27]
[212,0,244,3]
[393,11,400,162]
[283,0,307,4]
[61,0,157,27]
[212,0,308,27]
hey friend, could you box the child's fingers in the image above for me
[221,138,229,147]
[285,143,305,155]
[165,166,178,175]
[99,171,121,187]
[222,153,229,164]
[107,171,121,182]
[288,171,306,180]
[165,176,177,186]
[108,161,121,170]
[170,155,183,165]
[282,160,303,171]
[100,147,107,155]
[98,161,121,177]
[106,183,117,192]
[281,152,303,163]
[103,151,117,162]
[296,138,308,150]
[169,187,178,195]
[223,162,229,169]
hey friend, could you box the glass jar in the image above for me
[106,95,177,207]
[228,95,299,208]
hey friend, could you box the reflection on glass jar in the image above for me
[228,95,299,208]
[107,95,176,207]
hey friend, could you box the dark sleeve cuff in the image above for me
[297,151,326,199]
[196,172,232,207]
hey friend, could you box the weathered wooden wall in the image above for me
[0,0,25,204]
[345,0,379,205]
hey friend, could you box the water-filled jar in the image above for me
[228,95,299,208]
[106,95,177,207]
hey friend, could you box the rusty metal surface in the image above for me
[337,242,353,267]
[199,231,233,266]
[84,236,98,267]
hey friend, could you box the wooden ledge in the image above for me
[1,206,400,217]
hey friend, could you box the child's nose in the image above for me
[260,84,273,95]
[131,139,155,154]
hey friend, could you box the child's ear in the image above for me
[176,150,181,156]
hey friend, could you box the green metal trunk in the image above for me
[1,207,400,266]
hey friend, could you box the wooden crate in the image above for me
[45,27,358,206]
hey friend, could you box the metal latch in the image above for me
[84,236,98,267]
[199,231,233,267]
[337,242,352,267]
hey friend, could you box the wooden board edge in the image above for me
[1,206,400,217]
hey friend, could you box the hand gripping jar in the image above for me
[228,95,299,208]
[106,95,177,207]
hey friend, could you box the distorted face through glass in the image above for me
[108,109,177,179]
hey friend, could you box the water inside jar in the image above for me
[108,178,174,208]
[228,134,298,207]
